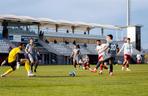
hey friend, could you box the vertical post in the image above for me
[42,54,45,64]
[55,24,59,32]
[115,31,118,41]
[135,26,141,51]
[37,24,40,36]
[2,21,8,39]
[101,28,104,36]
[127,0,131,26]
[48,53,51,64]
[71,26,75,34]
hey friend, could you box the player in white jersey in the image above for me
[71,45,81,69]
[118,38,133,71]
[91,40,102,72]
[91,40,108,74]
[136,54,142,64]
[25,38,36,72]
[98,43,109,74]
[80,54,91,70]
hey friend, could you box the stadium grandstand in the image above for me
[0,15,142,64]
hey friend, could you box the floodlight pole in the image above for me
[127,0,131,26]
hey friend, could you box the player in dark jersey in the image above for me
[99,34,118,76]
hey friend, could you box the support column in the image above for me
[101,28,104,36]
[2,21,8,39]
[71,26,75,34]
[55,24,59,32]
[42,54,45,64]
[48,53,51,64]
[37,24,40,36]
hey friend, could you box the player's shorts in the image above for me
[137,59,141,64]
[104,56,115,64]
[98,52,110,62]
[9,61,17,71]
[83,63,89,67]
[26,53,34,63]
[73,56,80,64]
[98,55,103,61]
[124,54,131,61]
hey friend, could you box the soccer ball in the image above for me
[69,71,76,77]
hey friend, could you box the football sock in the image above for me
[24,60,31,73]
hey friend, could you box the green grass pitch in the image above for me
[0,64,148,96]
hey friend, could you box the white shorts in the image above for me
[28,54,34,63]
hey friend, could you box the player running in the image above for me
[118,38,133,71]
[91,40,108,74]
[71,45,81,69]
[33,49,41,72]
[25,38,36,72]
[1,43,35,77]
[98,34,118,76]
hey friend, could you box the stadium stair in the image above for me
[38,40,61,55]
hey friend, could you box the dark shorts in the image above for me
[124,54,131,61]
[25,53,37,63]
[104,56,115,64]
[9,61,17,71]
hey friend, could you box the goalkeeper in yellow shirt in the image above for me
[1,43,35,77]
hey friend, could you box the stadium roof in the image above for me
[0,14,121,31]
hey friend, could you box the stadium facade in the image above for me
[0,15,142,64]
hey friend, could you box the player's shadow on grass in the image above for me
[36,75,79,78]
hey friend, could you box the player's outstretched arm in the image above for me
[25,44,29,54]
[1,57,8,66]
[98,44,108,55]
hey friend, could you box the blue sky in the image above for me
[0,0,147,48]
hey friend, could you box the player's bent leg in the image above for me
[82,63,86,70]
[34,61,38,72]
[21,59,35,77]
[87,64,92,71]
[103,64,108,69]
[126,60,131,71]
[91,61,100,73]
[108,58,113,76]
[28,54,34,64]
[99,63,103,74]
[88,67,92,71]
[73,60,77,68]
[103,62,108,69]
[1,60,18,77]
[1,68,14,77]
[30,63,34,72]
[96,61,100,69]
[122,61,126,71]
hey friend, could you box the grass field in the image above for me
[0,64,148,96]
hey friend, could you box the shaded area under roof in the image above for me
[0,14,122,31]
